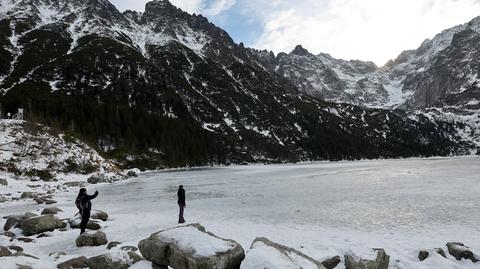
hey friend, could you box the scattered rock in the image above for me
[0,246,12,257]
[127,170,138,177]
[91,210,109,221]
[418,250,429,261]
[242,237,324,269]
[2,231,16,238]
[0,178,7,186]
[41,207,63,215]
[107,241,121,250]
[120,246,138,252]
[57,256,88,269]
[322,255,341,269]
[21,192,34,199]
[76,230,108,247]
[0,195,6,203]
[4,212,38,231]
[447,242,479,263]
[49,252,66,261]
[139,223,245,269]
[87,174,107,184]
[345,249,390,269]
[418,248,447,262]
[45,199,58,204]
[69,218,101,230]
[435,248,447,258]
[17,237,35,243]
[20,214,66,236]
[33,197,45,204]
[11,252,39,259]
[9,245,23,252]
[86,251,143,269]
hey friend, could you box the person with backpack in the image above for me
[75,188,99,234]
[177,185,186,224]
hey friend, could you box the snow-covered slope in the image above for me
[0,119,116,179]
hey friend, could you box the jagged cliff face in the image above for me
[254,18,480,111]
[0,0,475,167]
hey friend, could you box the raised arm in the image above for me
[86,191,98,200]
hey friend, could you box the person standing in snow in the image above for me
[177,185,186,223]
[75,188,99,234]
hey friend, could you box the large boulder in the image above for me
[4,212,38,231]
[57,256,88,269]
[345,249,389,269]
[139,223,244,269]
[41,207,63,215]
[446,242,479,263]
[242,237,325,269]
[69,218,101,230]
[76,230,108,247]
[91,210,109,221]
[86,251,143,269]
[20,215,66,236]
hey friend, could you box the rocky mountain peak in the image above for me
[290,45,311,56]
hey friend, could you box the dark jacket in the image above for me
[177,188,185,205]
[76,191,98,217]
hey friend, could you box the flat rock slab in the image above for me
[76,230,108,247]
[139,223,244,269]
[241,237,325,269]
[69,218,101,230]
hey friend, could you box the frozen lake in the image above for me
[2,156,480,268]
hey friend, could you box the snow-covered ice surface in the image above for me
[1,157,480,268]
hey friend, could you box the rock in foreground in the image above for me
[57,256,88,269]
[345,249,389,269]
[86,251,143,269]
[241,237,325,269]
[139,223,244,269]
[447,242,479,263]
[76,230,108,247]
[20,215,66,236]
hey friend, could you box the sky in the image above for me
[111,0,480,66]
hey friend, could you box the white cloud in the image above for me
[249,0,480,65]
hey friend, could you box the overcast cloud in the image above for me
[111,0,480,65]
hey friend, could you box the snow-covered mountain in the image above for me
[255,17,480,111]
[0,0,477,168]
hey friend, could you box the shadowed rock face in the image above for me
[447,242,479,263]
[138,223,245,269]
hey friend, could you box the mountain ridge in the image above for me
[0,0,477,168]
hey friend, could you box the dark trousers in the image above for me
[80,211,90,234]
[178,203,185,223]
